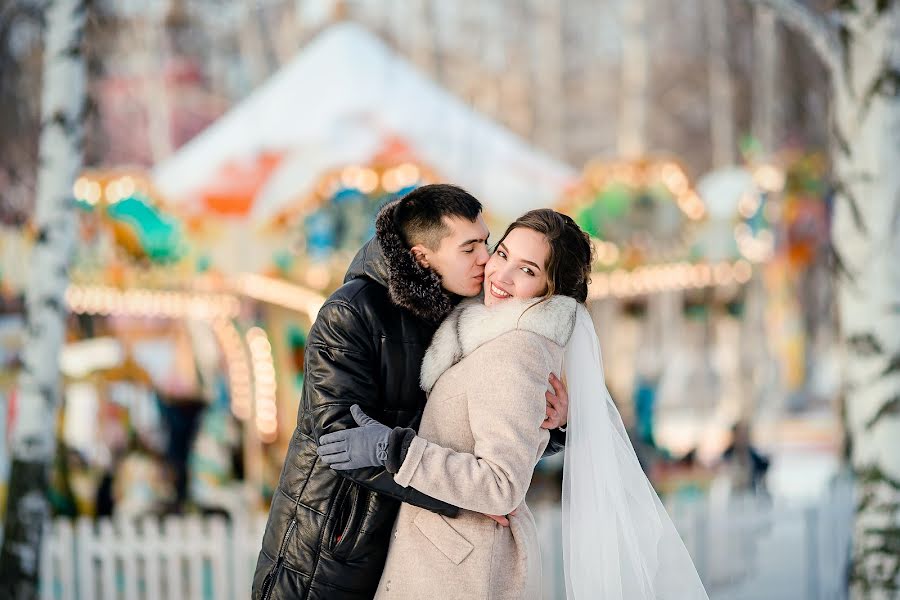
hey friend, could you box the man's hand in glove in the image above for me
[317,405,392,470]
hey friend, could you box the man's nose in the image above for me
[476,245,489,265]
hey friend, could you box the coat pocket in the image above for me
[413,510,474,565]
[328,480,363,558]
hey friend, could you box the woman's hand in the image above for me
[484,508,518,527]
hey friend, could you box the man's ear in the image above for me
[410,245,430,269]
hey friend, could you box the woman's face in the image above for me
[484,227,550,307]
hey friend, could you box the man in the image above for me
[252,185,567,599]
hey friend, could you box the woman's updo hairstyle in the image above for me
[495,209,594,303]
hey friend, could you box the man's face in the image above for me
[412,214,490,297]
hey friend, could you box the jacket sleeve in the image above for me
[392,331,551,516]
[543,428,567,458]
[305,300,459,517]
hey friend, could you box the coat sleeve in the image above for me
[393,331,552,516]
[305,300,459,517]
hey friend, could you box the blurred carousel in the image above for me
[554,153,836,500]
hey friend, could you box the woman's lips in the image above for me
[490,282,511,299]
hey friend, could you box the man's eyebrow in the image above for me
[458,237,488,246]
[499,242,542,271]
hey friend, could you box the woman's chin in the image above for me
[485,293,514,307]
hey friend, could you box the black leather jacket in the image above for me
[252,203,564,599]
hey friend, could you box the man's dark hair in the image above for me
[394,184,482,250]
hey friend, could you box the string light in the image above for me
[735,224,775,263]
[246,327,278,443]
[660,162,690,195]
[561,158,708,275]
[395,163,420,187]
[340,166,362,189]
[231,273,325,320]
[212,319,253,421]
[676,191,707,221]
[357,169,379,194]
[752,164,786,193]
[737,192,761,219]
[118,175,136,198]
[340,166,380,193]
[381,169,400,193]
[594,240,621,266]
[570,158,707,222]
[588,259,753,300]
[733,260,753,284]
[105,180,124,204]
[72,171,162,207]
[713,262,733,286]
[271,159,438,226]
[65,285,241,319]
[73,177,100,205]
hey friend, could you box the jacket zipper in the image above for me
[261,519,297,600]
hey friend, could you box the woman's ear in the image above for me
[410,245,430,269]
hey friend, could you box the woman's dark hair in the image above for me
[495,209,593,303]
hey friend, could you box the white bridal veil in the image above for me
[561,305,709,600]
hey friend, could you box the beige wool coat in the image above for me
[375,295,578,600]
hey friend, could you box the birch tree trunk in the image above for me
[748,1,900,597]
[0,0,86,597]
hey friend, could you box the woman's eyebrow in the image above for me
[499,243,542,271]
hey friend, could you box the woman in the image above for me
[322,209,708,599]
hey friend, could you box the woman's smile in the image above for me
[489,281,512,299]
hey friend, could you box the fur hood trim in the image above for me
[420,295,578,393]
[375,201,455,324]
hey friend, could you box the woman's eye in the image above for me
[498,251,507,259]
[522,268,535,276]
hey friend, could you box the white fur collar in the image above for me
[420,295,578,393]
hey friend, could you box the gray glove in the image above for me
[317,405,391,470]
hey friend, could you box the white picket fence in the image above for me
[40,485,853,600]
[534,484,855,600]
[40,512,268,600]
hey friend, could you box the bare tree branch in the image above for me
[745,0,846,91]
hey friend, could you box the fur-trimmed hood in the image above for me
[420,295,578,393]
[345,201,455,324]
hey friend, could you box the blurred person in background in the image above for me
[720,421,770,496]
